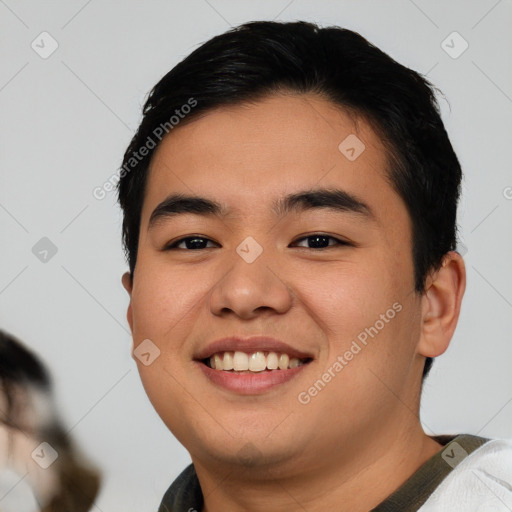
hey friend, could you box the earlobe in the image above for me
[417,251,466,358]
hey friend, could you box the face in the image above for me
[122,93,431,473]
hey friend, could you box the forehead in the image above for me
[142,93,405,228]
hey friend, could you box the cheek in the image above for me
[130,260,199,337]
[297,260,411,387]
[295,261,398,340]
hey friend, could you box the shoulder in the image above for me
[420,437,512,511]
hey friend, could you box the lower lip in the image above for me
[195,361,310,394]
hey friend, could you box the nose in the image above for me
[208,243,293,320]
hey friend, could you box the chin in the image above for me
[189,432,300,473]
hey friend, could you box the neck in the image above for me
[193,423,443,512]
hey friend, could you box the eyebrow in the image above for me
[148,188,376,230]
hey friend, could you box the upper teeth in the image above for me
[208,351,306,372]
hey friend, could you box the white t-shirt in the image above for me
[419,437,512,511]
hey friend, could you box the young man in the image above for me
[117,21,512,511]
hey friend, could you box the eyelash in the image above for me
[164,234,351,251]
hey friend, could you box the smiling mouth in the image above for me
[201,350,314,372]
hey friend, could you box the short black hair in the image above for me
[117,20,463,381]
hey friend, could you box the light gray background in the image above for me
[1,1,511,510]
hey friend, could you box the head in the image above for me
[118,21,465,472]
[0,330,101,511]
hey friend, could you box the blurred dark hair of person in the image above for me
[0,329,101,511]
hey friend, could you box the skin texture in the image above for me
[121,92,466,512]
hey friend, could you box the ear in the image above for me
[121,271,134,333]
[417,251,466,359]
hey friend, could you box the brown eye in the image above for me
[165,236,218,250]
[291,234,350,249]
